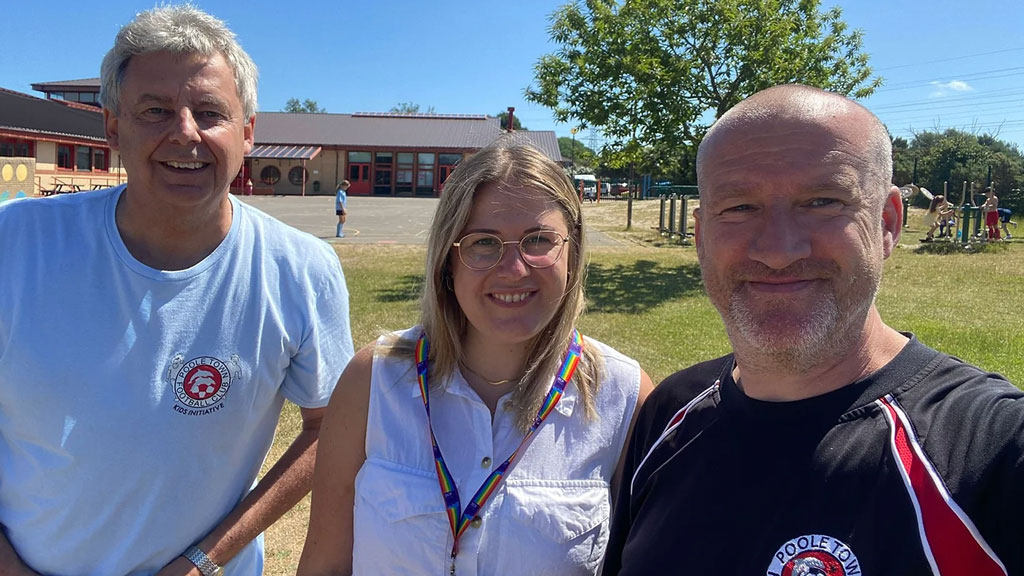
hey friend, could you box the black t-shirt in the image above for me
[603,336,1024,575]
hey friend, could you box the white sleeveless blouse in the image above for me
[352,327,641,576]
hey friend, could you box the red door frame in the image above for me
[438,164,456,193]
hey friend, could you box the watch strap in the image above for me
[183,545,222,576]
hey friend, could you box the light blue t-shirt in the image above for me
[335,187,347,212]
[0,186,354,575]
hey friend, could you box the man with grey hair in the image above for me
[0,5,353,575]
[603,85,1023,575]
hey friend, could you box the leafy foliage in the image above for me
[389,102,435,114]
[283,98,326,113]
[526,0,881,172]
[558,136,597,169]
[893,129,1024,213]
[497,111,527,130]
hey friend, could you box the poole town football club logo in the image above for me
[767,534,861,576]
[167,354,240,416]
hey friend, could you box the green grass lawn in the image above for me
[261,202,1024,574]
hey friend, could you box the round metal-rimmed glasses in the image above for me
[452,231,569,271]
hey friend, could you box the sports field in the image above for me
[261,199,1024,573]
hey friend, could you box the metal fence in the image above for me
[656,193,697,243]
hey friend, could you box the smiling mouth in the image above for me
[491,291,534,304]
[744,279,820,294]
[162,161,209,170]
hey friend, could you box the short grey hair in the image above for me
[100,4,258,119]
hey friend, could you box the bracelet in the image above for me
[183,545,222,576]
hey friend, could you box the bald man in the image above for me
[602,85,1023,575]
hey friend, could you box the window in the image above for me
[93,149,108,171]
[288,166,308,186]
[373,153,393,194]
[57,145,73,169]
[415,153,435,195]
[395,153,415,194]
[259,165,281,185]
[0,139,33,158]
[348,151,371,164]
[350,163,370,179]
[439,154,462,165]
[50,144,111,171]
[76,147,92,171]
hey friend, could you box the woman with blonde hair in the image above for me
[298,140,652,575]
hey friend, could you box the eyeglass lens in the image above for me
[457,231,564,270]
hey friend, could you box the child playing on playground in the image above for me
[937,199,957,238]
[922,195,946,241]
[998,208,1016,239]
[981,186,1001,241]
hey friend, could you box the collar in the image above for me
[720,333,937,423]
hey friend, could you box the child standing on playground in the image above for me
[335,180,349,238]
[981,185,1000,241]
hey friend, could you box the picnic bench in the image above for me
[39,183,82,196]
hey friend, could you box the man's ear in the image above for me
[104,108,120,150]
[243,114,256,155]
[881,185,902,258]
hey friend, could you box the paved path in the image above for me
[238,195,622,246]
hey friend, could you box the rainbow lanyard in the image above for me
[414,329,583,576]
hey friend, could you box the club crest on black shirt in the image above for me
[767,534,861,576]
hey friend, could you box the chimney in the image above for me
[506,106,515,132]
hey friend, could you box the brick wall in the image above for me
[0,157,35,202]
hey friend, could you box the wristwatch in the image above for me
[183,545,224,576]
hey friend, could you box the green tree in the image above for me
[558,136,596,169]
[900,129,1024,212]
[526,0,881,171]
[284,98,326,113]
[891,136,917,186]
[390,102,435,114]
[497,111,527,131]
[921,131,989,202]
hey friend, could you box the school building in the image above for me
[0,87,124,198]
[246,110,560,196]
[1,79,562,199]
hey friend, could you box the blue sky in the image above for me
[3,0,1023,153]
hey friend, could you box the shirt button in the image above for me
[481,457,492,468]
[471,516,482,528]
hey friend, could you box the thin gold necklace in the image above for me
[459,361,521,387]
